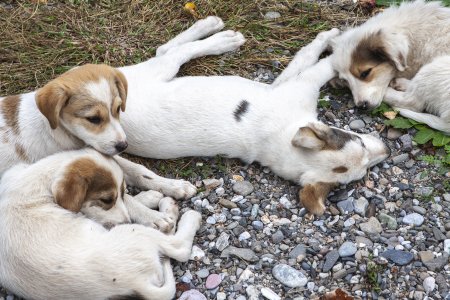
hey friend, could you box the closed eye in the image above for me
[100,198,114,204]
[86,116,102,124]
[360,68,372,80]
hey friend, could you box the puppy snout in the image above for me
[357,100,369,109]
[115,141,128,153]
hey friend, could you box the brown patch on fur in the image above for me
[35,64,127,129]
[62,99,110,134]
[299,182,337,216]
[15,143,29,161]
[1,95,21,134]
[350,31,393,82]
[332,166,348,173]
[53,157,117,212]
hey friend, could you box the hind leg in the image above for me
[273,28,340,86]
[156,16,225,56]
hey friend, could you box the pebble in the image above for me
[381,249,413,266]
[323,250,339,272]
[338,241,357,257]
[205,273,222,289]
[264,11,281,19]
[387,128,403,140]
[196,268,209,279]
[216,292,226,300]
[349,119,365,130]
[423,277,435,293]
[179,290,207,300]
[239,231,251,241]
[402,213,424,226]
[354,197,369,216]
[203,178,221,190]
[399,134,413,151]
[444,239,450,254]
[344,218,355,227]
[289,244,306,261]
[252,220,264,230]
[272,230,285,243]
[219,198,237,209]
[360,217,382,234]
[221,246,259,262]
[216,232,230,251]
[246,285,259,300]
[232,181,254,196]
[261,287,281,300]
[272,264,308,287]
[392,153,409,165]
[412,205,426,215]
[419,251,434,263]
[279,195,292,209]
[378,213,398,230]
[422,253,449,271]
[337,198,354,214]
[190,246,205,261]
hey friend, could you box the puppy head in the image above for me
[332,29,409,109]
[36,64,128,155]
[51,154,130,227]
[291,122,390,215]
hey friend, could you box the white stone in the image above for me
[444,239,450,255]
[239,231,251,241]
[423,277,435,293]
[261,287,281,300]
[189,245,205,261]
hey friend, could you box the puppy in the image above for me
[0,64,196,228]
[331,0,450,112]
[0,148,202,300]
[115,17,390,215]
[384,56,450,134]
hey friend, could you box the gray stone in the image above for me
[289,244,306,261]
[216,232,230,251]
[381,249,413,266]
[422,253,449,271]
[354,197,369,215]
[392,153,409,165]
[333,269,347,279]
[417,187,433,197]
[221,246,259,262]
[349,119,365,130]
[337,198,354,214]
[355,236,373,248]
[219,199,237,209]
[444,239,450,254]
[339,241,357,257]
[252,220,264,230]
[387,128,403,140]
[403,213,424,226]
[360,217,382,234]
[264,11,281,19]
[378,213,398,230]
[399,134,413,151]
[423,277,435,293]
[196,268,210,279]
[203,178,221,190]
[323,250,339,272]
[412,205,426,215]
[444,193,450,202]
[272,264,307,287]
[233,181,254,196]
[260,287,280,300]
[272,230,285,243]
[432,227,446,242]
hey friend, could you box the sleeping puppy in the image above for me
[115,18,391,215]
[0,64,196,203]
[331,0,450,130]
[0,148,202,300]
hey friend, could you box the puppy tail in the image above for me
[140,258,176,300]
[396,108,450,135]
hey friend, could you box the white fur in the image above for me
[332,0,450,109]
[116,18,389,187]
[0,149,202,300]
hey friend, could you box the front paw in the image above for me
[165,179,197,199]
[140,210,176,234]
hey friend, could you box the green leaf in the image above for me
[384,117,414,129]
[432,132,450,147]
[371,102,393,116]
[414,128,435,144]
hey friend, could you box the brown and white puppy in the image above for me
[331,0,450,109]
[0,149,202,300]
[0,64,197,228]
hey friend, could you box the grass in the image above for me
[0,0,369,179]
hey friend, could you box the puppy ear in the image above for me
[114,69,128,112]
[292,123,330,150]
[299,182,336,216]
[35,82,68,129]
[378,30,408,72]
[52,171,88,213]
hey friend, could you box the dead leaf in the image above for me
[383,111,398,120]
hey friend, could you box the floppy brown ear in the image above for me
[35,82,69,129]
[52,171,88,212]
[292,126,326,150]
[299,182,336,216]
[114,69,128,112]
[378,30,408,72]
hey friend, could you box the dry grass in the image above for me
[0,0,371,178]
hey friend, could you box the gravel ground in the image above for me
[1,5,449,300]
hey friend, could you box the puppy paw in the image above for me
[142,213,176,234]
[196,16,225,34]
[143,177,197,200]
[180,210,202,231]
[317,28,340,41]
[206,30,246,54]
[389,78,410,91]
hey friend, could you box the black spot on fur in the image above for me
[234,100,249,121]
[108,292,145,300]
[320,128,358,150]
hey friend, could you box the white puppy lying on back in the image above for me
[331,0,450,134]
[0,148,201,300]
[116,18,390,215]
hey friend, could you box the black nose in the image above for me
[115,141,128,153]
[359,100,369,110]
